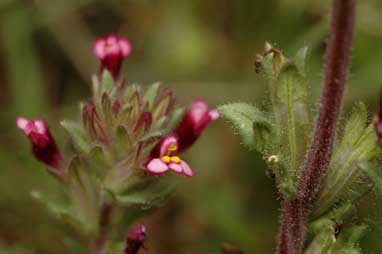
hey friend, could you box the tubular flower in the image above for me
[16,117,63,170]
[174,98,219,152]
[93,34,131,79]
[146,136,193,177]
[124,224,147,254]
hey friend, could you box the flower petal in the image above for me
[16,117,29,133]
[208,109,220,120]
[34,120,47,134]
[180,160,193,177]
[188,99,209,124]
[119,39,132,57]
[93,39,106,59]
[146,158,169,174]
[159,136,178,157]
[168,162,182,173]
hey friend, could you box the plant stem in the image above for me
[277,0,356,253]
[94,203,112,254]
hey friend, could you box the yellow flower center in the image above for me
[162,155,171,163]
[161,155,181,164]
[167,144,177,152]
[171,156,181,163]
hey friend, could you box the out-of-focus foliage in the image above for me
[0,0,381,253]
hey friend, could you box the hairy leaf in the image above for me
[61,120,91,153]
[313,102,377,216]
[218,102,272,151]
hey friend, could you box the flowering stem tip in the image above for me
[146,99,219,177]
[16,117,63,171]
[93,34,132,80]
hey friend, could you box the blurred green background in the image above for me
[0,0,381,253]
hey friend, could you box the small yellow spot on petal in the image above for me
[162,155,171,163]
[168,144,178,152]
[171,156,181,164]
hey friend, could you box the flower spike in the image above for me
[93,34,132,80]
[16,117,63,171]
[174,98,219,152]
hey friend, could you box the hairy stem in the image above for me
[277,0,356,253]
[94,203,112,254]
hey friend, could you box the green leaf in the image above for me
[313,102,378,216]
[329,225,367,254]
[218,102,272,151]
[294,46,308,77]
[163,107,185,134]
[259,46,311,186]
[101,70,114,93]
[115,125,132,153]
[275,62,311,174]
[143,82,161,109]
[115,177,177,209]
[61,120,91,153]
[31,190,88,234]
[102,93,113,127]
[85,145,111,178]
[305,219,336,254]
[307,204,362,254]
[152,90,174,121]
[67,157,99,234]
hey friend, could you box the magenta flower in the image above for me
[146,99,218,177]
[174,99,219,152]
[146,136,194,177]
[16,117,63,170]
[93,34,132,80]
[374,92,382,145]
[124,224,147,254]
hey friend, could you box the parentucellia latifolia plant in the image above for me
[219,0,382,253]
[16,34,218,254]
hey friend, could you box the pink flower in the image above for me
[146,136,194,177]
[174,99,219,152]
[16,117,63,170]
[374,92,382,145]
[124,224,147,254]
[93,34,131,80]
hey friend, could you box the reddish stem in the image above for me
[277,0,356,253]
[94,203,112,254]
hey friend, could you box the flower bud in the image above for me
[124,224,147,254]
[174,99,219,151]
[374,93,382,145]
[93,34,131,80]
[16,117,63,170]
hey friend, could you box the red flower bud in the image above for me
[93,34,131,80]
[374,91,382,145]
[124,224,147,254]
[174,99,219,151]
[16,117,63,170]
